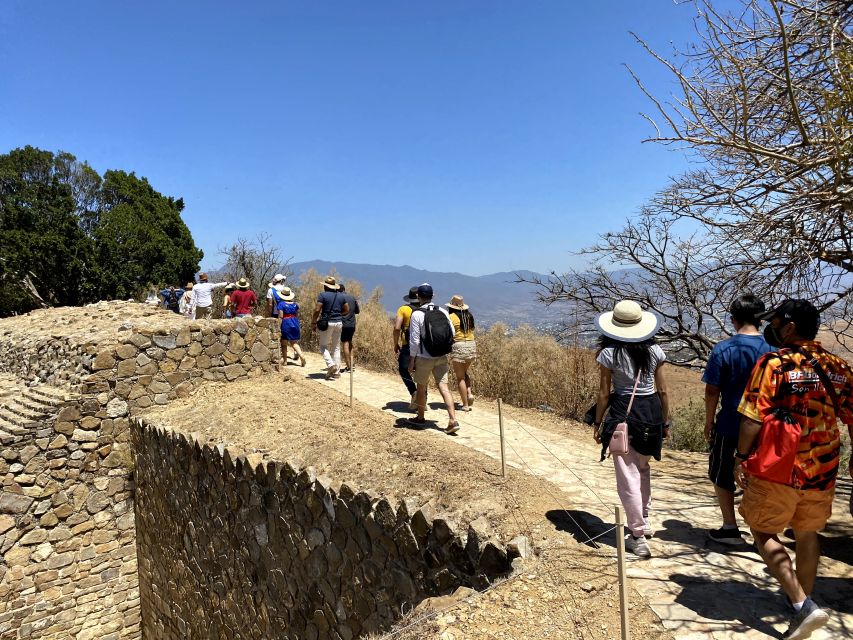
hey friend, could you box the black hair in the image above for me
[449,308,475,333]
[597,335,654,376]
[729,294,765,327]
[339,283,346,293]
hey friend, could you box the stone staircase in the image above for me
[0,378,71,445]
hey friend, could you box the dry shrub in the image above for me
[471,324,598,420]
[668,400,708,453]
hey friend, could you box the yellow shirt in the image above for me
[450,313,475,342]
[396,304,414,346]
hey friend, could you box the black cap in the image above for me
[760,299,820,336]
[417,283,434,299]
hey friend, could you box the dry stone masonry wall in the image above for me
[0,381,139,639]
[133,419,520,640]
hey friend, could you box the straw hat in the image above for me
[225,282,236,292]
[237,278,250,289]
[595,300,659,343]
[281,287,295,302]
[323,276,340,291]
[185,282,194,289]
[447,295,468,311]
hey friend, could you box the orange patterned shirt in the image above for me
[738,341,853,490]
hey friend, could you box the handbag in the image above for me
[316,291,337,331]
[609,372,640,457]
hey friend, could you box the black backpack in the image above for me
[166,290,179,309]
[419,304,454,357]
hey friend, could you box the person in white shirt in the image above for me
[179,282,195,318]
[407,283,458,434]
[265,273,287,317]
[192,273,228,319]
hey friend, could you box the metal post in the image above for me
[349,355,354,408]
[497,398,506,477]
[615,505,630,640]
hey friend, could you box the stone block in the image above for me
[151,334,177,349]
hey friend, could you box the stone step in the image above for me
[25,386,70,405]
[16,394,62,414]
[0,428,19,446]
[0,407,35,429]
[0,401,49,422]
[0,415,28,435]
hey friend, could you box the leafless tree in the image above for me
[632,0,852,321]
[219,234,291,295]
[525,1,852,365]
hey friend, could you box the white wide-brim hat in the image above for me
[595,300,659,343]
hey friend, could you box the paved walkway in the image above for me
[301,354,853,639]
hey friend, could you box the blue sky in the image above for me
[1,1,716,275]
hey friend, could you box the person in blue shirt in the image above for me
[702,294,772,545]
[159,286,185,314]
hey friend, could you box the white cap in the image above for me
[272,274,286,283]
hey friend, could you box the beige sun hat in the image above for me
[323,275,340,291]
[281,287,295,302]
[595,300,659,343]
[272,273,286,283]
[447,295,469,311]
[237,277,250,289]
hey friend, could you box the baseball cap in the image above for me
[417,283,434,299]
[760,299,820,335]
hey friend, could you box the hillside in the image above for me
[287,260,565,327]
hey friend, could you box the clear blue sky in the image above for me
[1,1,716,275]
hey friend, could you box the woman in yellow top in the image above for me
[447,295,476,411]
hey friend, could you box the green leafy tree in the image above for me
[0,146,203,314]
[95,170,203,299]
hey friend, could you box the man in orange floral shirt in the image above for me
[735,299,853,639]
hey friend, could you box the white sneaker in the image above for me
[643,518,654,538]
[624,534,651,558]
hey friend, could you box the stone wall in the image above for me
[0,385,139,639]
[133,419,521,640]
[1,307,283,639]
[81,316,281,412]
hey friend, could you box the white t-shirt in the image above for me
[596,344,666,395]
[266,283,285,300]
[193,282,226,308]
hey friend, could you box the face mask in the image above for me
[764,323,783,347]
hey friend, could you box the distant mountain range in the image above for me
[286,260,566,327]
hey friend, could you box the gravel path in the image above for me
[308,353,853,640]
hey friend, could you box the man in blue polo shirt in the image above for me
[702,294,772,544]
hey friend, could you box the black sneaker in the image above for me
[782,598,829,639]
[708,527,745,545]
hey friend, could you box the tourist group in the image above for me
[151,273,850,639]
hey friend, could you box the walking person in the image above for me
[192,272,228,319]
[407,284,458,434]
[338,283,360,373]
[311,276,349,379]
[447,295,476,411]
[735,299,853,639]
[592,300,669,558]
[266,274,287,317]
[231,278,258,317]
[702,294,772,544]
[179,282,194,318]
[393,287,421,409]
[277,286,306,367]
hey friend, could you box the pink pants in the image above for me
[613,445,652,537]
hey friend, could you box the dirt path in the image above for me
[307,353,853,640]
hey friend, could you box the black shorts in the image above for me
[709,433,737,492]
[341,326,355,343]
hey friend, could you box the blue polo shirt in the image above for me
[702,334,772,437]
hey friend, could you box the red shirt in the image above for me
[230,289,257,315]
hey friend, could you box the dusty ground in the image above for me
[142,370,673,640]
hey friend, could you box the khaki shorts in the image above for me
[739,475,834,533]
[412,357,449,386]
[449,340,477,363]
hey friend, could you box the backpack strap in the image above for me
[794,345,843,418]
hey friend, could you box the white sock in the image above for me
[792,599,807,612]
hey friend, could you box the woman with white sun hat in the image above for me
[592,299,670,559]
